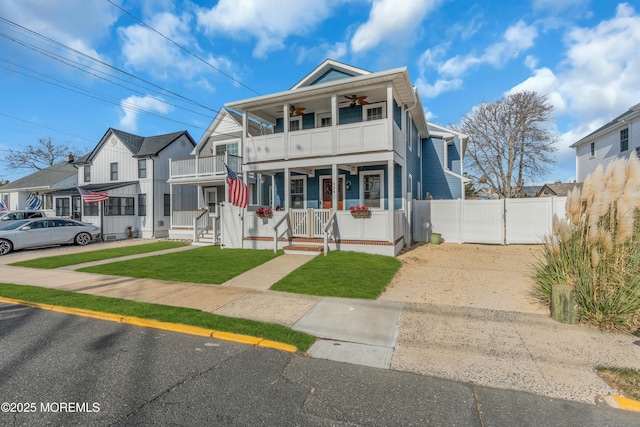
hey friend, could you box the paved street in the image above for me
[1,303,637,426]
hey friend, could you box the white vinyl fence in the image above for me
[413,197,567,245]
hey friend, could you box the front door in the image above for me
[72,196,82,219]
[322,178,343,210]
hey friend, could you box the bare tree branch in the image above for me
[2,137,84,171]
[454,91,558,198]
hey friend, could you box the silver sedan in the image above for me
[0,218,101,256]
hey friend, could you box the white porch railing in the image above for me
[169,154,241,180]
[289,209,331,237]
[245,119,400,163]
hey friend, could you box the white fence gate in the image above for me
[413,197,567,245]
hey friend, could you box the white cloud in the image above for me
[350,0,441,53]
[0,0,117,61]
[416,77,463,98]
[196,0,338,58]
[439,20,538,78]
[119,95,172,132]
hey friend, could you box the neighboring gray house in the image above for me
[571,102,640,182]
[536,182,582,197]
[0,160,78,213]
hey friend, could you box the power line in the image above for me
[105,0,261,96]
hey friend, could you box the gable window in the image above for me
[590,142,595,157]
[360,170,384,209]
[138,194,147,216]
[105,197,134,216]
[110,163,118,181]
[364,103,386,122]
[84,165,91,183]
[138,159,147,178]
[215,143,239,156]
[620,128,629,152]
[290,177,306,209]
[289,117,301,131]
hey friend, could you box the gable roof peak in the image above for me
[291,59,371,90]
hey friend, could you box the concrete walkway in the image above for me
[1,241,639,406]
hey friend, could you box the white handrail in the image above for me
[323,211,337,255]
[272,213,290,253]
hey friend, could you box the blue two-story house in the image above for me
[167,59,466,256]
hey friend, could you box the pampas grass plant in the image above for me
[534,155,640,333]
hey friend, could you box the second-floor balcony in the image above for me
[245,118,403,164]
[169,154,241,182]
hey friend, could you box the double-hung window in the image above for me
[289,117,301,131]
[138,159,147,178]
[290,177,305,209]
[138,194,147,216]
[84,165,91,183]
[110,163,118,181]
[620,128,629,152]
[360,170,384,209]
[105,197,134,216]
[364,103,385,121]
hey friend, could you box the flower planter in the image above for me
[551,284,578,324]
[256,213,271,219]
[351,211,371,218]
[430,232,442,245]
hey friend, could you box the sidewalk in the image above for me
[1,242,639,406]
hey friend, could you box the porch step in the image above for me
[283,245,324,256]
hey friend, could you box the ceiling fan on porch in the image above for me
[342,95,370,108]
[289,105,306,117]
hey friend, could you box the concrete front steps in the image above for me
[283,244,324,256]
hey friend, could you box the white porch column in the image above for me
[388,159,395,244]
[387,84,394,151]
[331,94,338,155]
[169,183,173,229]
[284,167,290,209]
[283,104,290,160]
[332,163,338,211]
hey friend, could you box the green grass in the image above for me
[0,283,315,352]
[10,241,189,269]
[597,367,640,401]
[270,251,402,299]
[78,246,282,284]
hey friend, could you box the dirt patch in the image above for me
[379,243,549,315]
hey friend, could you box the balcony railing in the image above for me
[245,119,401,163]
[169,154,241,180]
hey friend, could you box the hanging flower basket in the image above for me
[256,207,272,218]
[350,205,371,218]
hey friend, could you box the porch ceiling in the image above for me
[226,68,414,125]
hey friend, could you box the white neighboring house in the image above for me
[571,102,640,182]
[50,128,196,240]
[0,159,77,214]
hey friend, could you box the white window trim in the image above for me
[408,173,413,199]
[289,116,302,132]
[316,112,332,128]
[359,170,385,209]
[589,142,595,158]
[363,102,386,122]
[290,176,307,209]
[407,112,412,152]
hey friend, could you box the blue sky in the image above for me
[1,0,639,186]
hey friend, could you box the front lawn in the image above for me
[0,283,315,352]
[10,241,188,269]
[270,251,401,299]
[78,246,282,284]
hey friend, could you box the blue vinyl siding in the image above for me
[339,105,362,124]
[422,137,463,199]
[393,100,402,127]
[309,69,354,86]
[406,120,421,199]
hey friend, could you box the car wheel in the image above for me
[74,233,91,246]
[0,239,13,256]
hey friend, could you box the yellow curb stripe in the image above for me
[0,296,298,353]
[612,395,640,412]
[258,340,298,353]
[212,330,262,345]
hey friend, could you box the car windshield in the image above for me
[0,220,30,230]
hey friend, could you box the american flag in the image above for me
[224,163,248,208]
[0,199,7,212]
[77,187,109,203]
